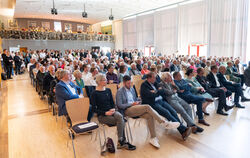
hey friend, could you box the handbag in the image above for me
[106,137,116,153]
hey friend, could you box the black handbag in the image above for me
[106,137,115,153]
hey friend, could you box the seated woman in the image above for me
[73,70,84,89]
[141,63,150,75]
[118,65,128,82]
[185,68,213,115]
[90,74,136,151]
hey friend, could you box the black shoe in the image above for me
[241,97,250,102]
[117,141,136,150]
[235,103,245,108]
[224,105,234,112]
[202,111,210,116]
[196,126,204,133]
[217,110,228,116]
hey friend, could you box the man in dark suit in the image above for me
[244,61,250,87]
[217,66,250,108]
[196,67,233,115]
[140,72,192,141]
[43,65,56,104]
[170,60,180,72]
[5,51,13,79]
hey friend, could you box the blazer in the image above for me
[206,72,222,88]
[158,81,179,101]
[217,72,234,87]
[43,73,55,92]
[140,80,164,106]
[244,67,250,87]
[55,81,82,116]
[116,87,139,115]
[196,75,210,90]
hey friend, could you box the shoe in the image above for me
[241,97,250,102]
[117,141,136,150]
[235,103,245,109]
[217,110,228,116]
[181,127,192,141]
[196,126,204,133]
[149,137,160,149]
[224,105,234,112]
[198,120,210,126]
[163,121,180,129]
[205,98,214,102]
[202,111,210,116]
[191,126,198,134]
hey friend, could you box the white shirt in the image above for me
[64,81,77,95]
[84,74,97,86]
[213,73,221,87]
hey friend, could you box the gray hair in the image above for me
[95,74,106,85]
[59,70,70,79]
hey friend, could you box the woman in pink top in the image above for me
[141,63,150,75]
[189,61,197,72]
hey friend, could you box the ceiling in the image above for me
[14,0,184,24]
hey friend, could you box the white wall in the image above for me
[112,20,123,50]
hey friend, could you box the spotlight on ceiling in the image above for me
[51,0,58,15]
[109,8,114,20]
[82,4,87,18]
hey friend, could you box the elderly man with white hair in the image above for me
[159,72,204,133]
[129,63,141,76]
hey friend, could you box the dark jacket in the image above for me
[43,72,55,92]
[206,72,222,88]
[196,75,210,90]
[217,72,233,87]
[140,80,164,106]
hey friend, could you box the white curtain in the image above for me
[122,0,249,61]
[154,6,178,55]
[123,18,137,49]
[178,0,208,55]
[136,14,154,50]
[209,0,249,61]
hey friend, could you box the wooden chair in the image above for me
[131,75,142,82]
[133,79,144,98]
[66,98,100,157]
[106,84,118,103]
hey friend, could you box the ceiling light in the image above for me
[109,8,114,21]
[82,3,87,18]
[51,0,58,15]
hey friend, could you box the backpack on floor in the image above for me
[1,73,7,80]
[106,137,116,153]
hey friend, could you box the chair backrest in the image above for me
[134,79,144,97]
[106,84,118,102]
[131,75,142,82]
[66,97,89,126]
[82,88,88,97]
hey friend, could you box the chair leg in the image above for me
[69,130,76,158]
[125,123,130,143]
[191,104,196,120]
[127,119,133,142]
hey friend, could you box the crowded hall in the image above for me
[1,0,250,158]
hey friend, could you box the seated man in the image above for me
[106,64,119,84]
[196,67,233,115]
[91,74,136,150]
[116,75,179,148]
[36,66,46,97]
[43,65,56,104]
[226,61,244,87]
[140,72,192,141]
[159,72,204,133]
[217,66,250,108]
[55,70,92,123]
[173,71,210,126]
[244,61,250,87]
[129,63,141,76]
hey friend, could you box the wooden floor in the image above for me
[1,73,250,158]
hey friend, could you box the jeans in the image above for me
[226,83,243,104]
[179,93,205,120]
[152,100,186,134]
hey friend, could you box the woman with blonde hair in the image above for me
[73,70,84,89]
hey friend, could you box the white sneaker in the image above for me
[163,121,180,129]
[149,137,160,148]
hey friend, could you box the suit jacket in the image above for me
[244,67,250,86]
[206,72,222,88]
[55,81,83,116]
[217,72,233,87]
[158,81,179,101]
[196,75,210,90]
[140,80,164,106]
[116,87,139,114]
[43,72,55,92]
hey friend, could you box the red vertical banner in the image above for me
[197,45,200,57]
[188,45,190,56]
